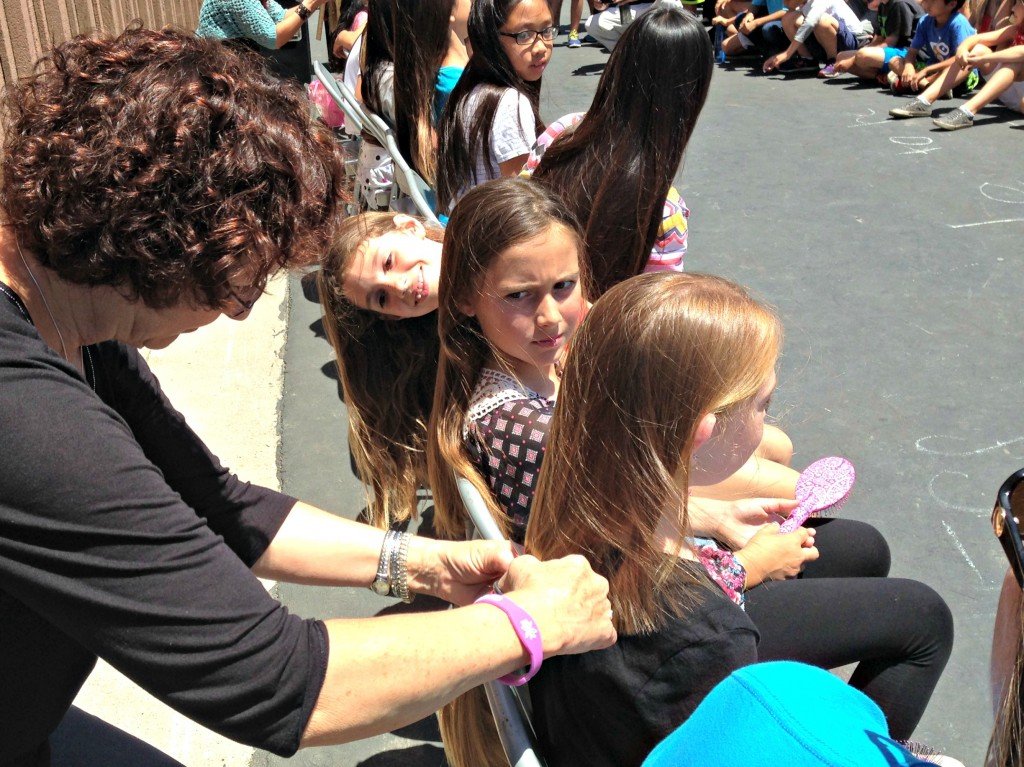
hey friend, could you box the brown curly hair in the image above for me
[0,25,347,309]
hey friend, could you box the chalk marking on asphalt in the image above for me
[949,218,1024,229]
[927,471,989,515]
[916,435,1024,457]
[942,520,985,582]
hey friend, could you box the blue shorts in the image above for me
[740,18,789,55]
[805,19,860,60]
[880,45,908,73]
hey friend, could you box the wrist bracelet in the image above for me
[389,531,414,603]
[475,593,543,686]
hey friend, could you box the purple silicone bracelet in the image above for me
[476,593,543,686]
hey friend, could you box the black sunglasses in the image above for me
[992,467,1024,589]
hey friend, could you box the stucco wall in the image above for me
[0,0,198,87]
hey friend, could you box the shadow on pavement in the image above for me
[355,743,447,767]
[50,708,186,767]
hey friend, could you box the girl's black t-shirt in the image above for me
[0,290,327,764]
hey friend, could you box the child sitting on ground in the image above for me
[890,0,1023,126]
[720,0,793,60]
[763,0,874,72]
[886,0,976,94]
[819,0,923,77]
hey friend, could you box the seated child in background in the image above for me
[583,0,656,52]
[886,0,976,94]
[891,0,1023,126]
[763,0,873,72]
[721,0,792,59]
[820,0,923,77]
[434,0,551,212]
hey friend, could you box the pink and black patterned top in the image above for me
[464,369,553,544]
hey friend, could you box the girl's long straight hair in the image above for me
[361,0,395,119]
[392,0,455,182]
[439,272,781,767]
[532,5,713,296]
[426,177,587,542]
[318,212,445,528]
[434,0,544,212]
[988,601,1024,766]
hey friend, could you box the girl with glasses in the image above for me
[435,0,556,211]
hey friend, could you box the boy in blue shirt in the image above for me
[887,0,975,109]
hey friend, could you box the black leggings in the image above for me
[744,518,954,740]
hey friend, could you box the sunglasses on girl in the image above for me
[992,467,1024,589]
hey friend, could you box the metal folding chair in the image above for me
[311,62,369,213]
[455,475,547,767]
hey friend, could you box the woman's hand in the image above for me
[498,554,616,657]
[735,523,818,586]
[408,538,517,605]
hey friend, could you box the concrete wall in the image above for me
[0,0,198,87]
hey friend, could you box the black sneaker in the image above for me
[778,56,818,74]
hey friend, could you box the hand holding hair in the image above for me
[496,554,617,657]
[409,538,518,606]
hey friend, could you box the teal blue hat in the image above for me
[642,661,930,767]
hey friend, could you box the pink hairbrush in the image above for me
[779,456,856,534]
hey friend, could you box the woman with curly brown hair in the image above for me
[0,27,615,766]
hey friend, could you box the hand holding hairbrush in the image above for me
[779,457,856,534]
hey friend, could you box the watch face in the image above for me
[371,578,390,596]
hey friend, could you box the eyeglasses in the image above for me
[226,287,261,319]
[992,467,1024,589]
[499,25,558,45]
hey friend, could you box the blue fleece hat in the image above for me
[642,661,930,767]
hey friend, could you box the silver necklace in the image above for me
[16,240,70,361]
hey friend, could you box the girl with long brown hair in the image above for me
[318,212,445,527]
[436,270,954,767]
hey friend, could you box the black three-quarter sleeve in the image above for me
[89,341,296,566]
[0,306,326,760]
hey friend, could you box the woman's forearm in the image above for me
[300,554,616,746]
[274,0,324,48]
[301,606,529,745]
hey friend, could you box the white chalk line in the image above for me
[949,218,1024,229]
[927,471,989,515]
[941,520,985,582]
[916,434,1024,457]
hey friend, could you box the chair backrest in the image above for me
[312,61,363,134]
[455,475,547,767]
[364,114,440,226]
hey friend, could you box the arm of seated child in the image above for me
[734,523,818,588]
[688,496,799,550]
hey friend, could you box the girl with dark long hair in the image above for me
[353,0,397,209]
[435,0,555,211]
[526,4,713,296]
[393,0,470,184]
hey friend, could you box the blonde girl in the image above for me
[439,272,954,767]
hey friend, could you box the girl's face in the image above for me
[690,371,777,487]
[342,216,442,319]
[463,223,584,380]
[499,0,554,82]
